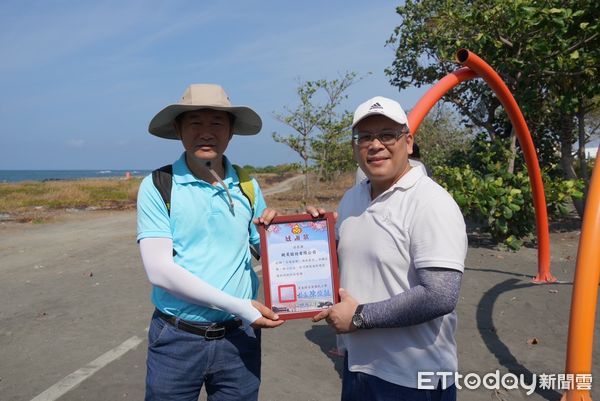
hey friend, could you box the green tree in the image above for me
[436,133,584,249]
[273,73,361,202]
[310,111,356,181]
[412,104,471,168]
[386,0,600,216]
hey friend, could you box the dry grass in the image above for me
[261,172,355,214]
[0,178,142,222]
[0,172,355,223]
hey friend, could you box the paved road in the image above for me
[262,175,304,196]
[0,211,341,401]
[1,210,598,400]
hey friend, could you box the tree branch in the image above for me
[543,70,587,76]
[549,32,599,57]
[498,35,513,48]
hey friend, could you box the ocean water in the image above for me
[0,170,151,183]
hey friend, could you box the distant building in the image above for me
[585,146,598,159]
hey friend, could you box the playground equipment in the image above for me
[408,49,555,283]
[407,48,599,399]
[562,144,600,401]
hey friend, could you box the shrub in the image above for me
[435,165,584,249]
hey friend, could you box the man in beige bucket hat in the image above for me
[137,84,283,400]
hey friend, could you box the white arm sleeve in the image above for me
[139,237,262,325]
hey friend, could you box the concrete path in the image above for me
[0,210,598,400]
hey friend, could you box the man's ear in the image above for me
[406,134,414,155]
[352,142,359,162]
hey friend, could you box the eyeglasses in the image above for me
[352,128,408,147]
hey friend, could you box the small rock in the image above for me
[549,289,559,294]
[527,337,539,345]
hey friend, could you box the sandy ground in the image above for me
[0,210,598,401]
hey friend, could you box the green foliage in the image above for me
[310,110,356,180]
[273,73,361,201]
[387,0,600,215]
[544,172,585,216]
[434,165,532,249]
[414,105,471,167]
[434,134,584,249]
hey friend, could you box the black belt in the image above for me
[155,309,242,340]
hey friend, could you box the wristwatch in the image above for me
[352,304,366,329]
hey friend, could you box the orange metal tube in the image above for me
[562,145,600,401]
[408,68,478,134]
[456,49,554,282]
[408,50,553,282]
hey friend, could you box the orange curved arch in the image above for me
[408,49,554,283]
[562,145,600,401]
[408,67,477,133]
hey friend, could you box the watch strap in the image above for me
[353,304,366,329]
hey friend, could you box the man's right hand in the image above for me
[250,300,285,328]
[305,205,338,222]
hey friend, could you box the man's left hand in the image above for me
[312,288,359,334]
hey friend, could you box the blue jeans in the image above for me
[145,311,261,401]
[342,354,456,401]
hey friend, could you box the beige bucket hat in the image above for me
[148,84,262,139]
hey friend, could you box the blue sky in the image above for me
[0,0,430,169]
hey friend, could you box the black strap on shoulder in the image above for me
[152,164,176,257]
[152,164,173,216]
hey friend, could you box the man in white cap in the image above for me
[313,96,467,400]
[137,84,283,401]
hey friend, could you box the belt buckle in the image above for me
[204,325,226,340]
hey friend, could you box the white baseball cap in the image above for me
[351,96,409,129]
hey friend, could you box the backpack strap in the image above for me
[152,164,173,216]
[151,164,176,257]
[233,164,255,213]
[233,164,260,260]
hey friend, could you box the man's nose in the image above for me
[367,137,385,149]
[196,128,216,138]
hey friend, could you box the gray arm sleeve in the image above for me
[361,268,463,329]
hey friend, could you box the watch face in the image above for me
[352,314,363,328]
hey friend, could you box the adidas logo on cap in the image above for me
[369,102,383,111]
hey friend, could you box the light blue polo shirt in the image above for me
[136,153,266,323]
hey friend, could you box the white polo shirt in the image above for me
[336,166,467,389]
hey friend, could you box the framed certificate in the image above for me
[258,213,340,320]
